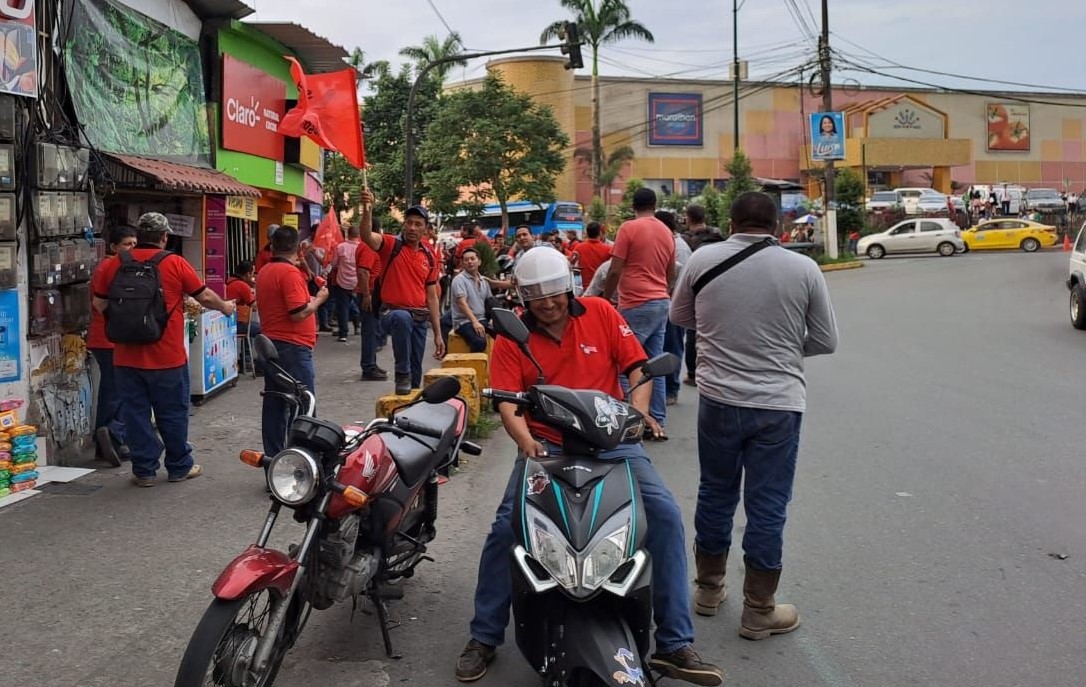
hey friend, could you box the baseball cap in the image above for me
[405,205,429,221]
[138,212,173,234]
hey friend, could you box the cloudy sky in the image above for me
[249,0,1084,95]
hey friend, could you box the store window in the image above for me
[227,218,258,273]
[681,179,709,197]
[642,179,675,199]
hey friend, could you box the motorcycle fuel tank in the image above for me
[327,430,399,520]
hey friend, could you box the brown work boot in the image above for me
[455,639,496,682]
[693,546,728,616]
[649,646,724,686]
[739,561,800,640]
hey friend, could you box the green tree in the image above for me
[616,177,644,222]
[700,184,723,228]
[323,151,365,221]
[420,75,569,231]
[362,64,441,212]
[347,47,389,90]
[587,196,607,223]
[541,0,653,199]
[399,33,469,84]
[719,149,761,224]
[471,240,500,277]
[575,144,634,203]
[834,167,866,239]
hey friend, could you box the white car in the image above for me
[865,190,901,212]
[1067,221,1086,329]
[858,218,965,259]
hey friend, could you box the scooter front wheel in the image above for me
[174,590,290,687]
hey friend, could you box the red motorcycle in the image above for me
[175,335,479,687]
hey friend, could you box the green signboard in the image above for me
[64,0,210,162]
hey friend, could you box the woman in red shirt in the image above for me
[87,225,137,466]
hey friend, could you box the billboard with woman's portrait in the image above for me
[810,112,845,161]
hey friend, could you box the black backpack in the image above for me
[105,250,173,344]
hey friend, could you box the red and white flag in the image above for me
[280,56,366,168]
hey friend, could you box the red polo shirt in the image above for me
[87,256,118,350]
[355,241,382,294]
[256,258,316,348]
[572,238,612,287]
[489,297,647,445]
[92,247,205,370]
[376,234,439,310]
[254,245,273,273]
[226,277,255,324]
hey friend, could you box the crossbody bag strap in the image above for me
[692,238,774,296]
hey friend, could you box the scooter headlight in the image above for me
[581,524,629,591]
[527,507,577,589]
[266,448,320,505]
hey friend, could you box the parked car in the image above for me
[960,218,1057,253]
[1067,221,1086,329]
[1024,188,1067,213]
[865,190,901,212]
[917,189,950,214]
[857,218,964,259]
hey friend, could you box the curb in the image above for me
[820,261,864,273]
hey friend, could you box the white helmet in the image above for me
[514,247,572,302]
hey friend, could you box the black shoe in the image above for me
[96,427,122,467]
[649,646,724,686]
[394,373,411,395]
[361,368,389,381]
[455,639,496,682]
[337,336,349,343]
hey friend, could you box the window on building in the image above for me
[681,179,709,197]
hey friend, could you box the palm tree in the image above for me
[347,48,389,90]
[399,33,469,84]
[575,144,634,204]
[541,0,653,199]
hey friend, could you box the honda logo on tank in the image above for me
[221,54,286,160]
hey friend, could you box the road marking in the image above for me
[795,632,860,687]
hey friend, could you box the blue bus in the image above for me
[464,201,584,238]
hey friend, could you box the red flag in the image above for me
[313,212,344,266]
[280,56,366,168]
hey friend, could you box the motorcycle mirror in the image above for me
[421,376,461,404]
[252,334,279,366]
[491,308,530,345]
[641,353,680,379]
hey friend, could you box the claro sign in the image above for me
[221,54,286,160]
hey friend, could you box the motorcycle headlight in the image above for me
[527,507,577,589]
[266,448,321,505]
[581,524,629,591]
[539,394,581,430]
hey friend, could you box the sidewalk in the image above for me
[0,329,476,686]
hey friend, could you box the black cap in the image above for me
[405,205,429,221]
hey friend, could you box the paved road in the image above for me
[2,250,1084,686]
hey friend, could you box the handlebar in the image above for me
[393,416,445,440]
[481,388,530,406]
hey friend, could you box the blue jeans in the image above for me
[261,341,316,456]
[317,300,331,330]
[385,309,429,388]
[455,321,489,353]
[469,442,694,654]
[440,309,453,348]
[694,396,803,570]
[115,365,192,480]
[620,298,670,425]
[331,286,356,337]
[90,348,125,445]
[359,306,379,372]
[663,322,685,398]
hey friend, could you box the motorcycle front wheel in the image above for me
[174,589,293,687]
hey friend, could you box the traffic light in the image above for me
[559,21,583,70]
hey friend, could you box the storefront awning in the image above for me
[246,22,348,73]
[104,154,262,198]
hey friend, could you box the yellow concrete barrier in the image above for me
[375,389,420,419]
[448,332,494,356]
[442,352,490,391]
[424,367,480,424]
[820,261,864,273]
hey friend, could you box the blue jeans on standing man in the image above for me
[469,441,695,654]
[331,285,356,338]
[619,298,670,425]
[115,364,192,480]
[359,306,380,374]
[90,348,126,447]
[663,321,685,399]
[694,396,803,570]
[261,341,316,457]
[385,308,429,389]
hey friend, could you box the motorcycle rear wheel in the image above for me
[174,589,292,687]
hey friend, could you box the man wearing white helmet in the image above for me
[455,249,724,685]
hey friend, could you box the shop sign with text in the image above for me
[221,54,286,160]
[648,93,702,146]
[226,195,258,220]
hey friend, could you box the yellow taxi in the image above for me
[960,219,1058,253]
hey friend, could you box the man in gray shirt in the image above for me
[670,192,838,641]
[450,248,493,353]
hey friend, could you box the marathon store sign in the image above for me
[648,92,703,147]
[221,54,286,160]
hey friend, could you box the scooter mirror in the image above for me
[641,353,680,379]
[421,376,461,404]
[491,308,530,345]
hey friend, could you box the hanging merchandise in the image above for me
[5,425,37,491]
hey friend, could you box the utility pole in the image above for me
[819,0,834,204]
[732,0,739,152]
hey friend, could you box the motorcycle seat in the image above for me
[386,403,460,486]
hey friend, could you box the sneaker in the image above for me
[337,336,349,343]
[132,475,157,488]
[168,464,204,483]
[96,427,122,467]
[649,646,724,686]
[361,368,389,381]
[666,395,678,406]
[394,374,411,396]
[455,639,496,682]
